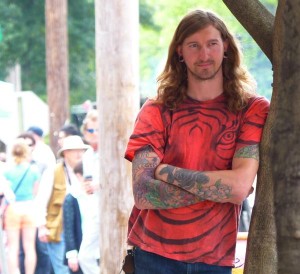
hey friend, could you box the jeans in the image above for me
[134,247,232,274]
[35,235,54,274]
[47,237,69,274]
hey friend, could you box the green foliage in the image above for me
[0,1,46,98]
[0,0,277,107]
[0,0,96,104]
[139,0,161,30]
[68,0,96,105]
[0,26,3,42]
[139,0,277,100]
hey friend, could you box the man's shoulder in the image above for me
[33,142,56,164]
[248,95,270,107]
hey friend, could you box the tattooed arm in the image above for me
[155,145,259,205]
[132,145,203,209]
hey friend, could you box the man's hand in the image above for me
[38,225,50,242]
[83,178,99,194]
[68,257,80,272]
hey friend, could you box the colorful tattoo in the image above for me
[159,166,232,202]
[234,144,259,161]
[132,146,201,209]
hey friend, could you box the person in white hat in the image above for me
[35,136,89,274]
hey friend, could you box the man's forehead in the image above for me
[185,25,222,41]
[86,120,98,126]
[64,149,85,153]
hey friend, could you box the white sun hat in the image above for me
[57,135,90,157]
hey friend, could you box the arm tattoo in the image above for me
[158,166,232,202]
[132,146,201,209]
[234,144,259,161]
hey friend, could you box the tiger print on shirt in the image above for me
[125,94,269,266]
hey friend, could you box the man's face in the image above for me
[83,119,99,149]
[58,131,67,148]
[63,149,85,168]
[177,25,228,81]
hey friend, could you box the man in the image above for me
[81,109,99,184]
[36,135,89,274]
[76,109,100,274]
[124,9,269,274]
[57,124,81,149]
[27,126,56,174]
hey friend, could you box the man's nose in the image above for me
[198,46,210,60]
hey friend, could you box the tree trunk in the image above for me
[272,1,300,273]
[243,0,287,270]
[45,0,69,154]
[222,1,279,273]
[95,0,139,273]
[222,0,274,62]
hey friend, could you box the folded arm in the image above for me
[132,145,258,209]
[155,145,259,205]
[132,146,203,209]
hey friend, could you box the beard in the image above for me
[187,61,223,81]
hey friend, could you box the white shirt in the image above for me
[35,161,79,226]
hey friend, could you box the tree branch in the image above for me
[223,0,274,63]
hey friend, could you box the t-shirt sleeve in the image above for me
[236,96,270,151]
[125,100,166,162]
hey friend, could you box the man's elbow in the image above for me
[133,197,154,210]
[133,197,143,210]
[133,191,156,210]
[230,184,254,205]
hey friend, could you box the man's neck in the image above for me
[187,73,224,101]
[64,160,75,170]
[91,143,98,152]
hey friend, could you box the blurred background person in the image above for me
[17,132,36,162]
[17,131,54,274]
[27,126,56,174]
[63,160,100,274]
[79,109,100,273]
[36,136,89,274]
[57,124,81,149]
[62,160,84,274]
[3,138,40,274]
[0,152,7,163]
[81,109,99,193]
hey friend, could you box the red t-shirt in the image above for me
[125,94,269,266]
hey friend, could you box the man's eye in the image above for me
[208,42,218,47]
[189,43,198,48]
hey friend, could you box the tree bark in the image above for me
[223,0,274,62]
[45,0,69,154]
[243,0,287,271]
[223,1,279,273]
[95,0,139,273]
[272,1,300,273]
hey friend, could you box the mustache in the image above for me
[194,60,214,65]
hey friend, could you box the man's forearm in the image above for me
[155,145,259,204]
[133,175,203,209]
[156,165,233,203]
[132,146,202,209]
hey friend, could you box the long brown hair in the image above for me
[156,9,256,112]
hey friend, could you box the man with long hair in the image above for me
[124,9,269,274]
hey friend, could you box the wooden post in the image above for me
[45,0,69,154]
[95,0,139,273]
